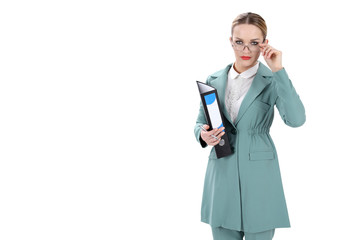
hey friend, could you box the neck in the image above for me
[234,60,257,73]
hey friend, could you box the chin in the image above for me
[240,60,256,66]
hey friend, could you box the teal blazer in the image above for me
[194,61,306,233]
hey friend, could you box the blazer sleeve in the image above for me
[194,76,212,148]
[273,67,306,127]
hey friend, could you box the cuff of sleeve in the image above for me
[273,67,288,81]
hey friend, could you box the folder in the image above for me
[197,81,233,159]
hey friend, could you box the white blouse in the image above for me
[225,61,260,123]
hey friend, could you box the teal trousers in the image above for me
[211,226,275,240]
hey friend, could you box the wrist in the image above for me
[272,66,283,72]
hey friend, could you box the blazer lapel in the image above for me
[234,61,273,126]
[209,63,234,128]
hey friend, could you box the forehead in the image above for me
[232,24,262,39]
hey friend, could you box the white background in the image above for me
[1,0,359,239]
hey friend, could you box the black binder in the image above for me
[197,81,232,159]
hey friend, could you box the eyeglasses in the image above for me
[232,39,266,52]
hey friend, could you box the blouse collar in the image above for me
[228,61,260,80]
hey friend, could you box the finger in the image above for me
[213,133,225,143]
[209,134,219,142]
[208,137,219,146]
[218,130,225,139]
[261,46,267,55]
[205,131,217,141]
[206,133,215,142]
[203,124,209,130]
[266,49,277,59]
[265,49,273,58]
[259,43,269,50]
[263,46,271,56]
[212,127,221,136]
[220,131,225,138]
[259,43,267,47]
[266,49,274,59]
[211,129,222,140]
[215,127,225,137]
[209,128,218,135]
[213,138,222,146]
[208,136,218,145]
[211,131,224,143]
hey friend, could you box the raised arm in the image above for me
[273,68,306,127]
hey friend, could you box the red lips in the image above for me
[241,56,251,60]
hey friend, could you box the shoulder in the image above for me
[209,68,225,78]
[206,63,232,83]
[258,61,275,77]
[257,61,282,86]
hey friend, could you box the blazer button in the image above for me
[231,129,237,134]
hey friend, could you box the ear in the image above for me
[229,36,233,46]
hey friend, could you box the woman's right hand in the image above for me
[200,124,225,146]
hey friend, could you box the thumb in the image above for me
[203,124,209,130]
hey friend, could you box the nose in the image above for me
[242,45,251,52]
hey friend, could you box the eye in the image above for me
[251,42,259,45]
[235,41,243,45]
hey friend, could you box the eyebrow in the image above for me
[234,37,260,41]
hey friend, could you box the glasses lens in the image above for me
[233,41,260,51]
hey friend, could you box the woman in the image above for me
[194,12,306,240]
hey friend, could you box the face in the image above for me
[229,24,267,71]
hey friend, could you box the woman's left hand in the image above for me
[259,43,283,72]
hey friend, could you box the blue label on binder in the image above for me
[204,93,216,105]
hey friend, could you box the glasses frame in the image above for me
[232,38,266,52]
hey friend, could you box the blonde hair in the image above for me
[231,12,267,42]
